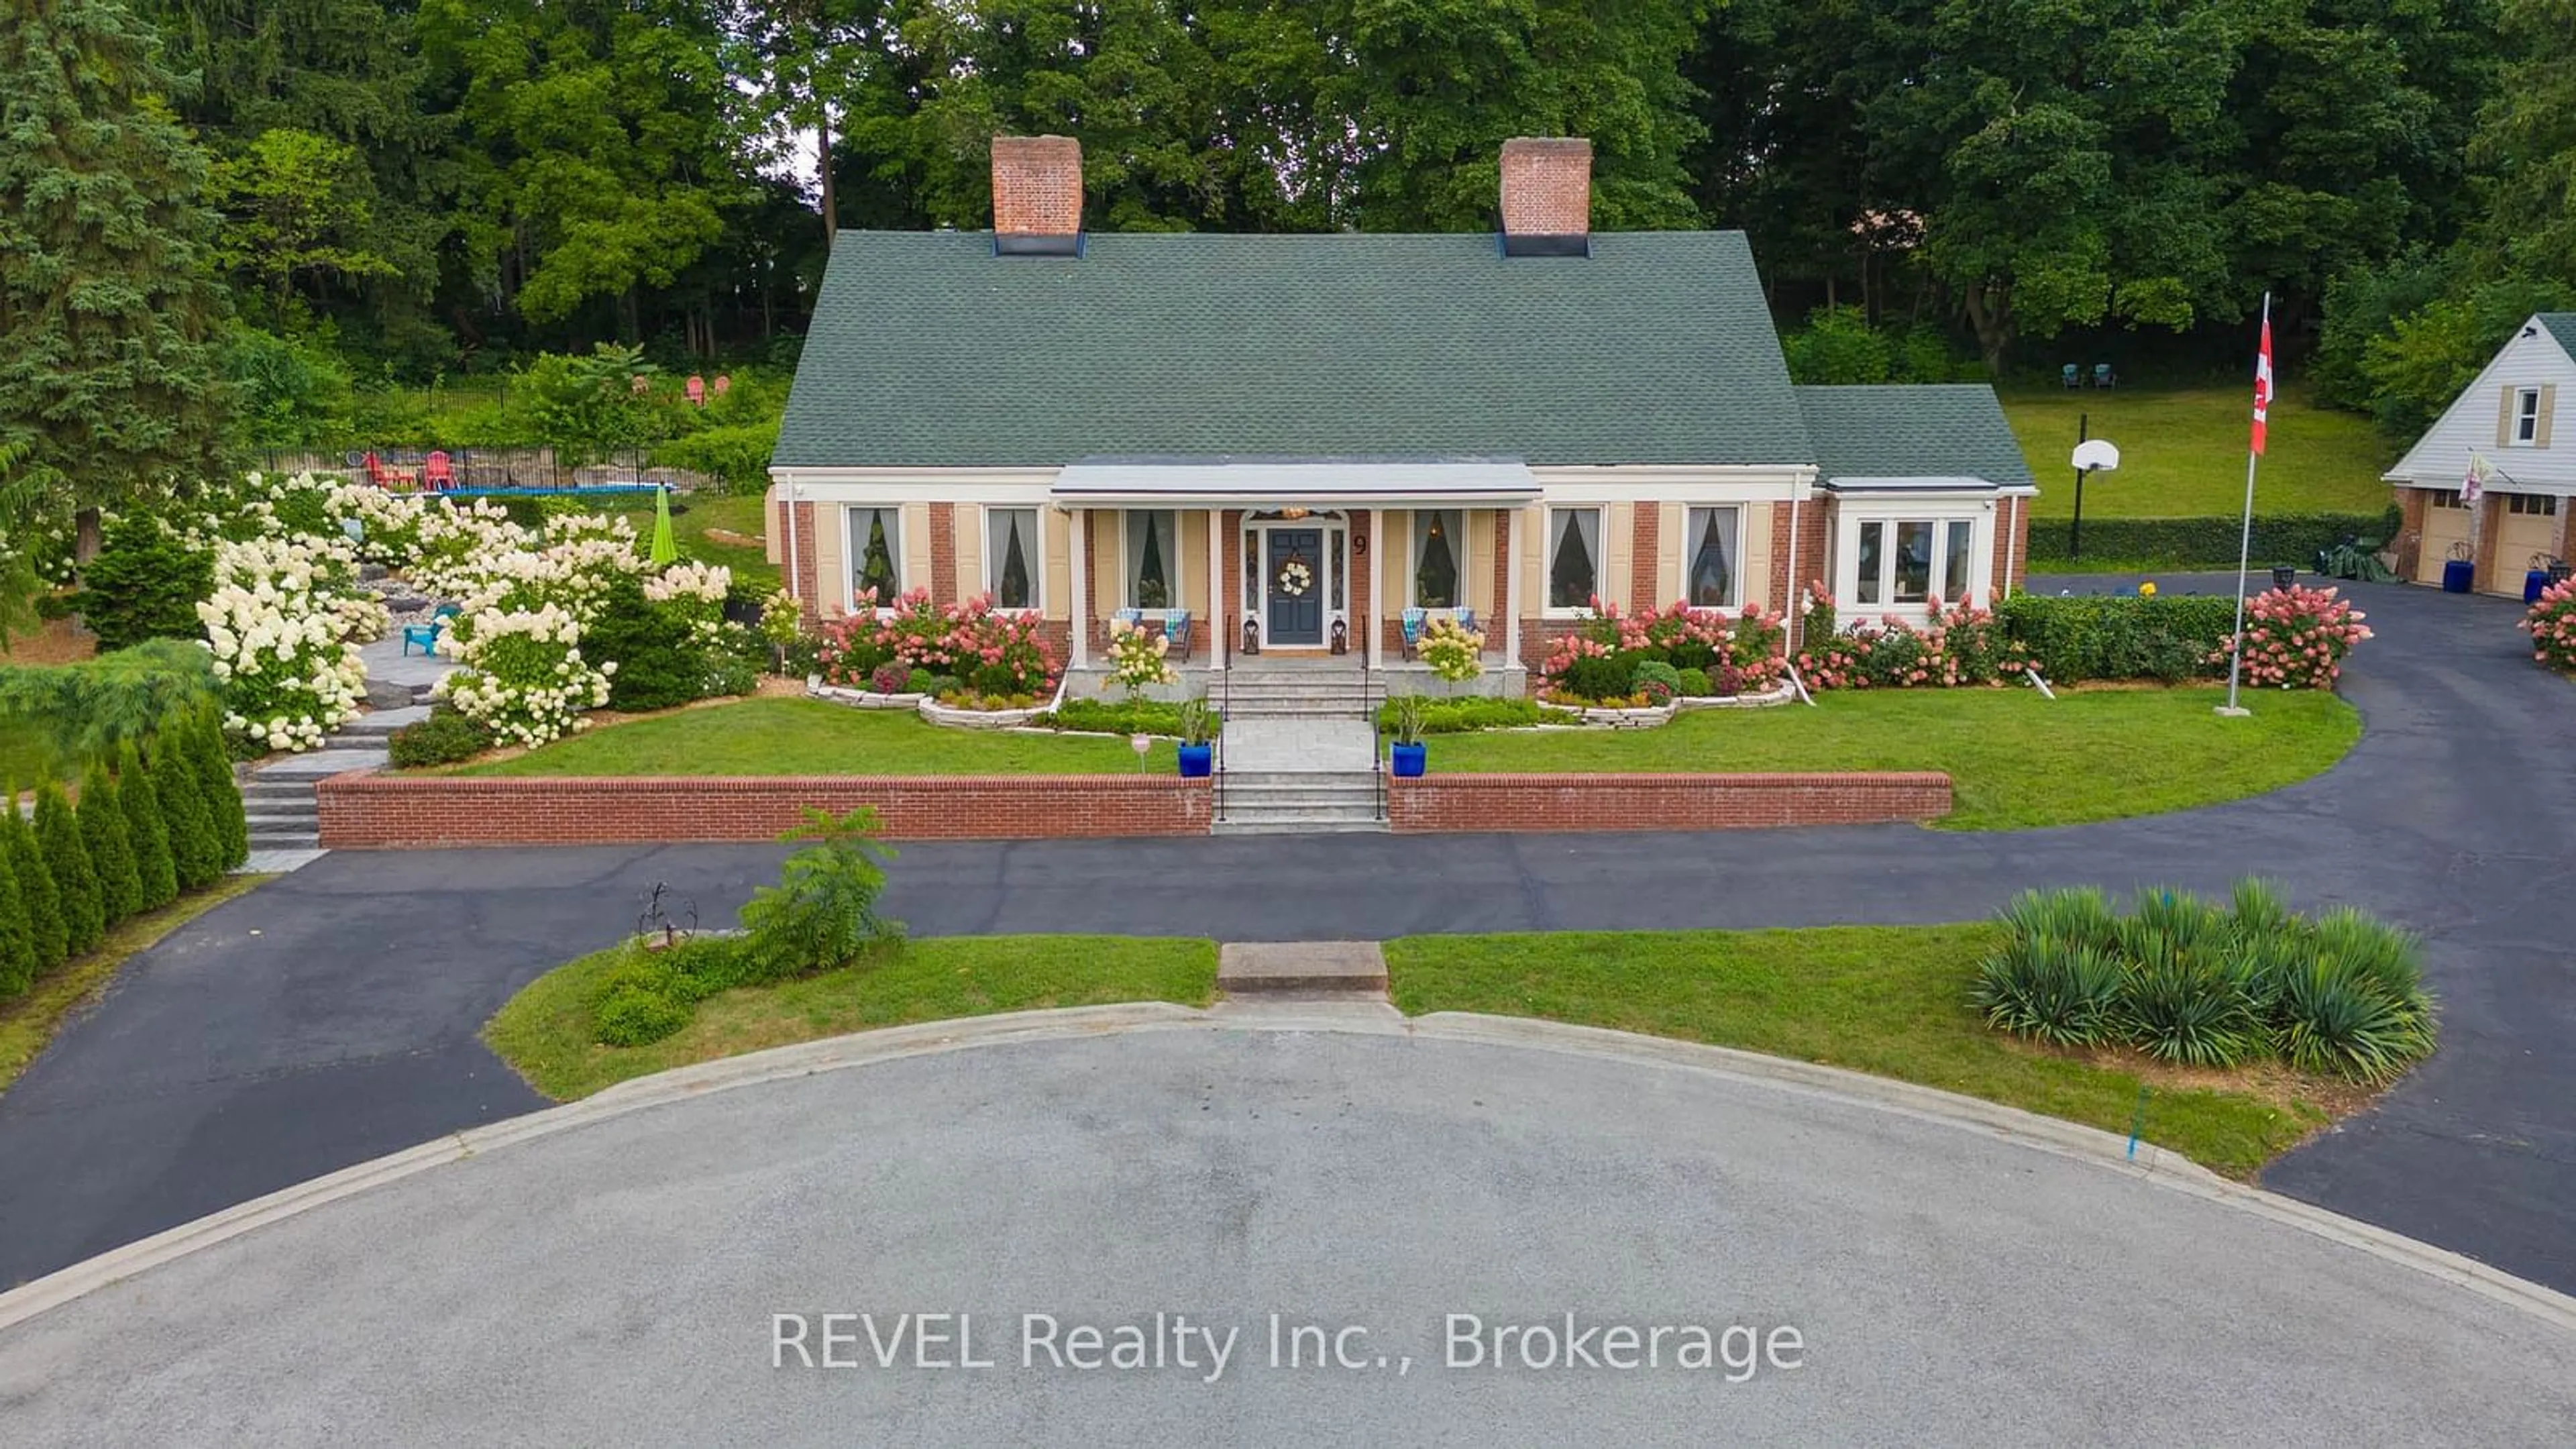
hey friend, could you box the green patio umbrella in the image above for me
[649,484,678,566]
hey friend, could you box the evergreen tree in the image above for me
[151,733,217,891]
[189,710,247,869]
[0,828,33,996]
[78,760,142,926]
[115,741,178,912]
[35,781,103,956]
[0,0,230,519]
[2,786,68,973]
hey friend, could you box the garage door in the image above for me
[2416,492,2471,584]
[2496,494,2560,583]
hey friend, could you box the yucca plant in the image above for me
[1972,935,2125,1047]
[2126,886,2231,959]
[2225,877,2296,943]
[1996,886,2118,953]
[2119,955,2259,1068]
[2275,957,2438,1081]
[2306,906,2426,1004]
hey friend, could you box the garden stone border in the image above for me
[806,682,923,710]
[916,698,1047,730]
[1536,680,1796,729]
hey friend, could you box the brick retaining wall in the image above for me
[1387,771,1951,833]
[317,773,1212,848]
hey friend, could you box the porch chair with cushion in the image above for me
[1111,608,1144,635]
[401,604,460,657]
[1453,607,1477,634]
[2093,363,2116,389]
[2061,364,2081,389]
[1399,608,1427,659]
[1163,610,1193,662]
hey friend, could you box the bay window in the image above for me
[1849,514,1982,610]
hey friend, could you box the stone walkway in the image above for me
[1218,716,1377,771]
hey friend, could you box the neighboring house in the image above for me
[2384,314,2576,594]
[767,135,2036,694]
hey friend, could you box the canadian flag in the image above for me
[2251,305,2273,457]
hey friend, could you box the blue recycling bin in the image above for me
[2528,569,2553,604]
[2442,557,2475,594]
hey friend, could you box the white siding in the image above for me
[2388,320,2576,492]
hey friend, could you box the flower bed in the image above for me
[817,589,1055,699]
[2219,584,2369,690]
[2523,576,2576,672]
[197,533,379,752]
[1538,599,1788,706]
[1792,590,2028,692]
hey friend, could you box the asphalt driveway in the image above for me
[1,575,2569,1295]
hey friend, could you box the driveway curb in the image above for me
[5,1003,2571,1338]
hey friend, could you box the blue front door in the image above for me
[1266,529,1324,645]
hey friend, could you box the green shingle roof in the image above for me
[773,229,1810,468]
[1794,385,2035,488]
[2536,314,2576,358]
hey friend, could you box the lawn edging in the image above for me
[11,1002,2569,1340]
[317,770,1212,846]
[1389,771,1949,833]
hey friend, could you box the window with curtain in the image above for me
[1126,509,1177,610]
[1547,507,1601,609]
[1413,509,1462,607]
[848,506,900,604]
[1684,506,1738,608]
[1892,521,1933,602]
[987,507,1038,610]
[1943,521,1974,602]
[1856,522,1883,605]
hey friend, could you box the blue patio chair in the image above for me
[1111,607,1144,633]
[1163,610,1193,661]
[2061,364,2080,390]
[1399,607,1426,659]
[1453,606,1477,633]
[2093,363,2115,389]
[401,604,460,657]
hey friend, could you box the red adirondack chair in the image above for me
[423,451,455,490]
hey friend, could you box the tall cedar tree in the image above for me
[79,759,142,925]
[151,733,218,890]
[35,780,104,955]
[0,828,32,995]
[3,787,70,973]
[115,741,178,912]
[0,0,229,517]
[189,711,247,868]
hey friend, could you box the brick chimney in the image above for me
[1499,137,1592,256]
[991,135,1083,253]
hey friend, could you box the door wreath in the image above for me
[1276,558,1313,597]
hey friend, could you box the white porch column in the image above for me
[1069,508,1089,668]
[1502,507,1521,671]
[1206,507,1225,669]
[1359,508,1375,668]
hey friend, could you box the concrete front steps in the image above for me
[237,705,425,851]
[1212,769,1386,835]
[1215,941,1391,1006]
[1216,672,1385,722]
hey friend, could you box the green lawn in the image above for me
[449,696,1170,775]
[486,934,1218,1099]
[1428,688,2359,830]
[1385,926,2341,1179]
[2000,386,2392,518]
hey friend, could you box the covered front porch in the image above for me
[1051,459,1537,699]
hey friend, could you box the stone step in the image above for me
[246,828,321,849]
[1216,941,1391,995]
[244,810,319,833]
[240,780,318,803]
[1214,805,1385,828]
[330,704,433,738]
[1218,770,1381,788]
[248,747,390,780]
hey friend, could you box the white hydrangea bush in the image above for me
[433,604,616,747]
[643,559,734,644]
[411,499,532,599]
[324,480,431,566]
[197,535,380,753]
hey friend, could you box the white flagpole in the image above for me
[2219,292,2269,718]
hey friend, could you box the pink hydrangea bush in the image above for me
[1537,597,1787,701]
[2520,577,2576,673]
[2220,584,2371,689]
[1792,593,2027,690]
[816,588,1056,698]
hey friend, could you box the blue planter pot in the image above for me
[1177,743,1213,778]
[1390,742,1428,777]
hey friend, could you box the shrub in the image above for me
[1558,651,1630,700]
[585,575,704,712]
[198,533,378,753]
[650,420,779,494]
[1373,697,1557,733]
[924,674,961,698]
[2,797,67,975]
[1674,667,1711,697]
[594,983,691,1046]
[1102,615,1173,696]
[818,588,1057,696]
[187,711,249,869]
[1540,600,1787,700]
[72,517,214,653]
[2025,511,2396,568]
[736,806,904,980]
[388,708,494,767]
[150,735,221,892]
[35,783,103,956]
[2523,576,2576,672]
[903,667,934,694]
[1994,593,2239,684]
[1418,614,1486,682]
[0,841,32,996]
[2226,584,2371,689]
[435,604,614,748]
[1041,698,1187,735]
[1631,660,1684,696]
[1974,881,2436,1081]
[116,742,179,912]
[78,761,142,925]
[870,662,912,694]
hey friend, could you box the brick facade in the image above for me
[928,502,957,606]
[1768,498,1827,646]
[1629,502,1660,610]
[1388,771,1951,833]
[1350,509,1373,658]
[1491,508,1513,661]
[791,500,822,624]
[317,773,1212,848]
[1990,496,2031,600]
[2394,487,2429,579]
[1499,138,1592,236]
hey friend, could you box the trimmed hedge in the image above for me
[2028,509,2397,569]
[1996,593,2237,684]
